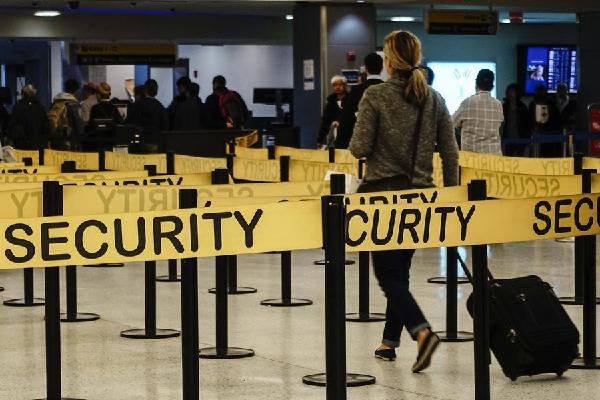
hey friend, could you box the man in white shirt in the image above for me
[452,69,504,155]
[80,82,98,123]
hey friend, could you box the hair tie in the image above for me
[410,66,420,73]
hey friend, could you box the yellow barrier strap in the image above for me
[583,157,600,172]
[232,146,269,160]
[347,193,600,252]
[233,157,280,182]
[460,167,581,199]
[12,149,40,164]
[44,149,100,170]
[0,162,25,168]
[234,130,259,148]
[275,146,329,162]
[0,200,323,269]
[346,186,469,205]
[289,159,359,182]
[0,170,149,185]
[1,165,62,174]
[104,152,167,174]
[459,151,574,175]
[174,154,227,174]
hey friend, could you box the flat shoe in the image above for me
[412,331,440,373]
[375,347,396,361]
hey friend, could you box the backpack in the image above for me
[217,90,244,128]
[48,100,72,139]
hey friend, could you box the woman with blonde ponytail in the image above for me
[349,30,459,373]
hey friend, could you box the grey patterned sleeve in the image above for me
[349,88,377,159]
[435,95,460,187]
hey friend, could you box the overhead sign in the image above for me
[70,43,177,65]
[425,10,498,35]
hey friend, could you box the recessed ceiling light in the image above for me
[356,0,367,3]
[500,18,511,24]
[286,14,294,20]
[34,10,61,17]
[391,16,416,22]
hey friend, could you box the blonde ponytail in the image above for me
[383,30,429,106]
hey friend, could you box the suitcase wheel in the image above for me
[509,376,518,382]
[556,371,564,377]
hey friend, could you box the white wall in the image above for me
[149,67,174,107]
[105,65,135,100]
[178,45,293,118]
[49,41,62,99]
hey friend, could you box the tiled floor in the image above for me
[0,240,598,399]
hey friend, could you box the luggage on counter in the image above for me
[464,265,579,381]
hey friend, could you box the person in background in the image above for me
[452,69,504,154]
[502,83,531,156]
[89,82,123,126]
[8,84,49,149]
[126,79,168,152]
[80,82,98,124]
[317,75,348,148]
[0,87,11,143]
[133,85,145,103]
[529,84,561,156]
[423,65,435,85]
[170,79,205,131]
[555,82,577,133]
[205,75,249,129]
[350,30,459,372]
[47,78,84,150]
[167,76,192,128]
[336,53,384,149]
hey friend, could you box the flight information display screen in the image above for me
[523,46,578,94]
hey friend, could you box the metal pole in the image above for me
[468,180,490,400]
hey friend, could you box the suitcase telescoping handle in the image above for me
[456,251,495,285]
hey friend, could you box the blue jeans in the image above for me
[372,249,431,348]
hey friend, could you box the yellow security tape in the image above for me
[1,165,62,174]
[233,146,268,160]
[459,151,574,175]
[334,149,359,164]
[0,162,25,168]
[0,200,323,269]
[234,130,259,148]
[0,170,149,185]
[12,149,40,164]
[346,193,600,252]
[104,152,167,174]
[583,157,600,172]
[233,158,280,182]
[174,154,227,174]
[460,167,581,199]
[275,146,329,162]
[346,186,469,205]
[43,149,100,170]
[289,160,359,182]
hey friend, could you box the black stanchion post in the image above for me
[156,152,182,283]
[261,156,312,307]
[200,167,254,358]
[23,157,33,166]
[303,193,375,391]
[121,165,179,340]
[39,148,45,165]
[571,168,600,369]
[208,168,257,295]
[434,247,474,342]
[559,154,600,305]
[180,189,200,399]
[328,147,335,163]
[98,151,106,171]
[314,172,355,266]
[468,180,490,400]
[59,161,100,323]
[227,141,235,155]
[38,181,85,400]
[226,153,234,178]
[267,145,276,160]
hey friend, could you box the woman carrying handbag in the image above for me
[349,30,459,373]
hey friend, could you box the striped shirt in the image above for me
[452,91,504,155]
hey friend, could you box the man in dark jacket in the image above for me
[502,83,531,156]
[127,79,168,152]
[336,53,384,148]
[8,84,49,149]
[170,81,205,131]
[554,82,577,133]
[529,84,561,156]
[205,75,249,129]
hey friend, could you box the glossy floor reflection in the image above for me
[0,239,597,399]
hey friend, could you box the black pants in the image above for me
[372,249,430,348]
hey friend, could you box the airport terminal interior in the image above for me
[1,1,600,400]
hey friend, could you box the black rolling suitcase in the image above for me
[462,257,579,381]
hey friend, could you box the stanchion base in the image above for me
[60,312,100,323]
[82,263,124,268]
[155,275,181,282]
[199,347,255,359]
[571,357,600,369]
[558,296,600,305]
[313,259,356,266]
[208,287,258,295]
[345,312,386,322]
[0,287,4,292]
[427,276,470,285]
[302,373,376,387]
[3,298,45,307]
[435,330,474,343]
[120,328,180,340]
[260,298,313,307]
[34,397,85,399]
